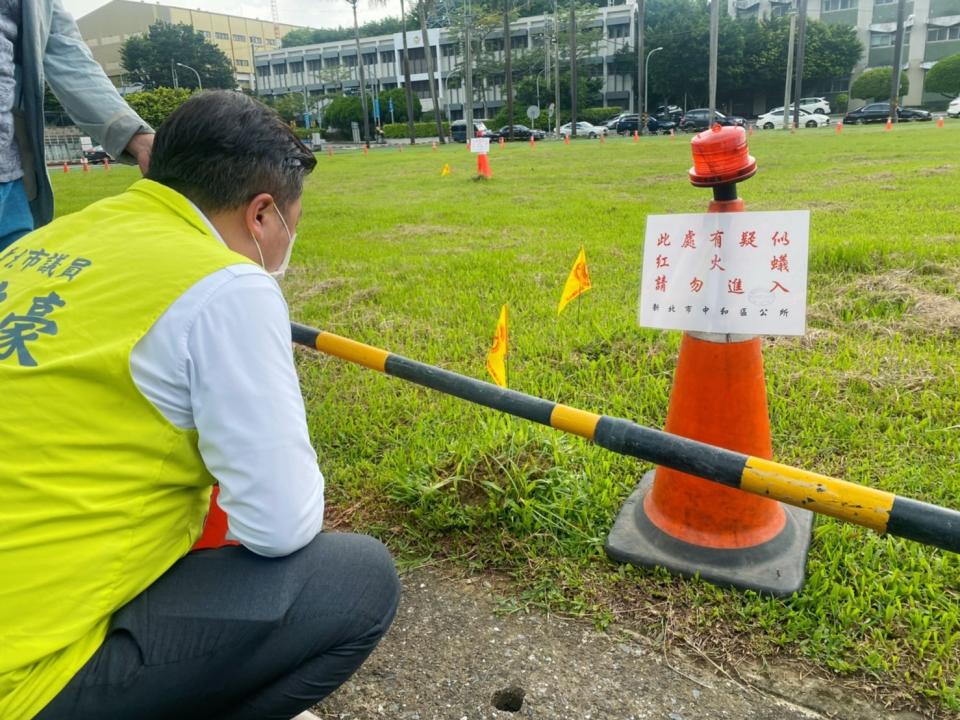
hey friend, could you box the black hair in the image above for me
[146,90,316,213]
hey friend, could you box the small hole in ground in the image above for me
[492,685,525,712]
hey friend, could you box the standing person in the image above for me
[0,90,399,720]
[0,0,155,251]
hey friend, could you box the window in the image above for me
[266,39,278,46]
[324,56,339,68]
[511,35,527,49]
[485,38,504,51]
[771,3,793,17]
[307,59,321,72]
[272,63,286,76]
[363,52,377,65]
[874,0,894,4]
[237,59,249,66]
[607,23,630,39]
[821,0,856,11]
[215,31,229,40]
[233,34,246,42]
[199,30,211,38]
[257,65,270,77]
[870,32,893,46]
[928,26,960,42]
[381,50,395,62]
[289,61,303,73]
[251,36,262,44]
[343,55,357,66]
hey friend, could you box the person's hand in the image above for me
[126,133,155,175]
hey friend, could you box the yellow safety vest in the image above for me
[0,180,254,719]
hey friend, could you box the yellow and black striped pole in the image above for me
[291,322,960,555]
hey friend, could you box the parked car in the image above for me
[559,121,607,138]
[756,107,830,129]
[450,119,497,142]
[677,109,744,132]
[604,112,633,130]
[653,104,683,122]
[948,96,960,118]
[645,115,678,134]
[843,102,933,124]
[496,124,546,140]
[797,96,831,114]
[82,146,110,164]
[615,114,641,134]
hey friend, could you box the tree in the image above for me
[270,93,308,123]
[417,0,446,142]
[324,94,366,132]
[925,53,960,98]
[281,17,414,48]
[851,66,908,101]
[379,87,421,122]
[124,87,194,128]
[121,22,235,90]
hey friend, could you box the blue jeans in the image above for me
[0,178,34,251]
[36,533,401,720]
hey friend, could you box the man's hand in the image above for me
[126,133,155,175]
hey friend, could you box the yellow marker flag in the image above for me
[485,304,508,388]
[557,246,592,315]
[441,163,451,177]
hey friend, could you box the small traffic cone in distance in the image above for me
[670,128,676,140]
[432,141,437,150]
[529,135,535,148]
[103,157,110,170]
[835,121,843,134]
[633,130,639,142]
[748,123,754,136]
[937,116,945,128]
[363,145,368,156]
[600,133,605,144]
[63,161,69,173]
[885,117,893,131]
[440,163,451,177]
[476,153,492,179]
[564,134,570,145]
[499,136,505,148]
[82,158,89,173]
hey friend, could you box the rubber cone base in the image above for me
[606,471,813,597]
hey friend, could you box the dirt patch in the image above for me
[312,565,928,720]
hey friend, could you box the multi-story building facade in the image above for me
[76,0,305,91]
[253,4,639,122]
[254,0,958,121]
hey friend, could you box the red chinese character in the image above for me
[770,281,790,293]
[655,254,670,268]
[770,254,789,272]
[681,230,696,249]
[689,277,704,292]
[709,254,725,271]
[657,232,671,247]
[727,278,744,294]
[655,275,667,291]
[710,230,723,248]
[772,231,790,246]
[739,231,757,248]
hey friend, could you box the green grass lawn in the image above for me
[53,123,960,713]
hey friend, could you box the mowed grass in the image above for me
[53,123,960,712]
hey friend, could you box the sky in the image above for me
[62,0,398,33]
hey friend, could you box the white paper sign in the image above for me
[639,210,810,336]
[80,136,93,151]
[470,137,490,154]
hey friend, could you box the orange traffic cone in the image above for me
[605,125,812,597]
[937,116,945,128]
[103,157,110,171]
[670,128,675,140]
[747,123,754,136]
[62,161,69,173]
[82,158,89,173]
[476,152,492,179]
[600,133,605,144]
[529,135,535,148]
[327,146,334,157]
[633,130,639,142]
[885,117,893,131]
[363,145,368,156]
[563,134,570,145]
[835,121,843,134]
[432,141,437,150]
[499,136,505,148]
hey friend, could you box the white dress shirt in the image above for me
[129,207,324,557]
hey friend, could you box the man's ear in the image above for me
[244,193,276,240]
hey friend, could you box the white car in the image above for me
[756,107,831,129]
[797,96,831,114]
[559,121,607,138]
[948,96,960,118]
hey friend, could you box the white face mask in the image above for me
[252,204,297,280]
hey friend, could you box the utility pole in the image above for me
[464,0,474,136]
[504,0,514,139]
[707,0,719,125]
[569,0,577,136]
[783,12,796,131]
[400,0,417,144]
[792,0,808,129]
[636,0,645,121]
[350,0,370,147]
[888,0,907,122]
[171,59,179,89]
[554,0,561,137]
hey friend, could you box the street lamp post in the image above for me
[643,46,662,134]
[176,62,202,91]
[535,68,546,128]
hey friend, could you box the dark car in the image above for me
[496,124,545,141]
[653,104,683,123]
[646,115,677,135]
[450,119,497,143]
[82,146,110,164]
[616,114,641,135]
[677,109,745,133]
[843,102,933,124]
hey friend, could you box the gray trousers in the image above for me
[36,533,400,720]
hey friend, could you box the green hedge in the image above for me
[381,121,450,138]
